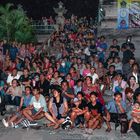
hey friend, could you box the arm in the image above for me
[48,98,57,120]
[62,100,68,116]
[64,92,75,99]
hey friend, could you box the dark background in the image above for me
[0,0,99,19]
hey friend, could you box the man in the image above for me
[109,39,120,58]
[87,67,99,84]
[23,88,58,126]
[105,92,127,130]
[7,68,20,85]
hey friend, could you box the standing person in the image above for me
[9,42,18,61]
[109,39,120,58]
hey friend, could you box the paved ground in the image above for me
[0,114,139,140]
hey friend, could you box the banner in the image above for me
[117,0,131,29]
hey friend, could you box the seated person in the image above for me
[2,86,32,127]
[46,85,68,129]
[128,102,140,132]
[105,92,127,130]
[5,79,22,107]
[23,87,58,127]
[70,92,87,128]
[84,92,103,130]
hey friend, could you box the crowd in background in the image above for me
[0,15,140,137]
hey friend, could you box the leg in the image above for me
[70,112,77,127]
[84,111,91,127]
[22,109,33,121]
[44,112,57,124]
[131,122,140,136]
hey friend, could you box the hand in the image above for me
[116,102,121,106]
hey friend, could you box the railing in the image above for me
[31,20,56,34]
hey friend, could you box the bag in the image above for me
[61,116,72,129]
[119,114,128,134]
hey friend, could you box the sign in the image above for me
[117,0,131,29]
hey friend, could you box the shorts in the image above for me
[31,109,38,115]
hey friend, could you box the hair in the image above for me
[25,86,32,91]
[125,87,133,95]
[114,92,122,97]
[85,76,92,82]
[77,91,84,97]
[90,91,98,97]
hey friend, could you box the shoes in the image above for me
[1,111,6,116]
[29,121,38,126]
[2,119,9,127]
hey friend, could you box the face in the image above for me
[85,77,92,85]
[77,94,83,101]
[12,69,17,76]
[137,94,140,103]
[91,68,95,73]
[61,82,68,90]
[25,88,31,95]
[54,72,59,78]
[33,89,39,96]
[115,95,122,102]
[53,90,59,98]
[126,92,133,99]
[129,77,136,83]
[23,69,29,76]
[90,94,97,103]
[134,103,140,109]
[12,80,17,87]
[40,74,44,81]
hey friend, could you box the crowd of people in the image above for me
[0,15,140,137]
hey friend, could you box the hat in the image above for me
[73,98,79,103]
[0,81,4,87]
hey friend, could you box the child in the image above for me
[128,102,140,132]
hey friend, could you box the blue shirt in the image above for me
[105,100,126,113]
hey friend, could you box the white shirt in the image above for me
[7,74,20,85]
[87,73,99,84]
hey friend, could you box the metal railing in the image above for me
[31,20,56,34]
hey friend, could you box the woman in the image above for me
[82,76,96,102]
[65,73,75,89]
[5,79,22,106]
[47,85,68,128]
[50,71,62,86]
[128,76,139,92]
[112,73,127,101]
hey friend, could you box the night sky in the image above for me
[0,0,99,19]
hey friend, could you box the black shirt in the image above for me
[73,99,87,110]
[88,101,103,116]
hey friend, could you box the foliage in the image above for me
[0,3,36,43]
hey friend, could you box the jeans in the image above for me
[5,94,21,106]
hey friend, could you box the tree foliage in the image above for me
[0,3,36,43]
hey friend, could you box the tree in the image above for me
[0,3,36,43]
